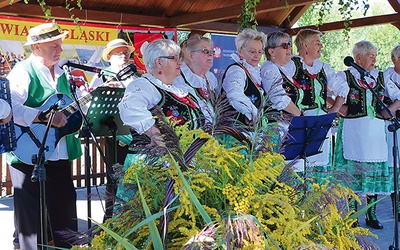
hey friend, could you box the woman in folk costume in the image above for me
[222,28,267,126]
[334,40,400,229]
[384,44,400,221]
[260,31,302,153]
[114,39,205,214]
[173,34,218,123]
[283,28,349,182]
[261,31,303,119]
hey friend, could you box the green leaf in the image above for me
[135,175,164,249]
[91,218,139,250]
[122,205,182,239]
[169,151,212,224]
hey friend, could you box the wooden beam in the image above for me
[0,0,21,9]
[283,4,312,28]
[178,22,240,34]
[393,22,400,30]
[288,13,400,35]
[0,3,169,27]
[164,0,189,17]
[180,22,285,35]
[389,0,400,13]
[169,0,315,27]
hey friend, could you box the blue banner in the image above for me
[211,33,237,82]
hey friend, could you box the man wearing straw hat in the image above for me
[89,38,136,220]
[90,38,135,88]
[7,22,82,249]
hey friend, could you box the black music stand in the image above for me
[281,113,336,191]
[85,87,130,220]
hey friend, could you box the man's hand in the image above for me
[0,110,12,125]
[104,81,121,88]
[35,111,67,128]
[51,112,67,128]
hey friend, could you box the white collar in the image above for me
[143,73,188,97]
[230,53,261,82]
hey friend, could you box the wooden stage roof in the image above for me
[0,0,399,35]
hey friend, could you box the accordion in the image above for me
[0,77,16,153]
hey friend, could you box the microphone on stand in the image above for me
[344,56,371,77]
[59,58,102,74]
[62,64,76,86]
[58,59,117,83]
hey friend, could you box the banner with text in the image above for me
[210,33,237,82]
[0,15,176,82]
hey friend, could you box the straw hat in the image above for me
[24,22,68,46]
[102,38,135,62]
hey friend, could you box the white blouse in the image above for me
[173,63,217,122]
[384,66,400,89]
[284,55,349,99]
[118,74,191,135]
[260,61,292,111]
[222,54,263,120]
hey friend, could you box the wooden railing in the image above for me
[0,138,107,197]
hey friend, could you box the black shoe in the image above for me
[365,218,383,229]
[365,194,383,229]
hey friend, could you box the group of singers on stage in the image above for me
[3,22,400,248]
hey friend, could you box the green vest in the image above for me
[9,58,82,163]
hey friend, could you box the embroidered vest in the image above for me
[344,70,385,119]
[291,57,328,111]
[280,69,300,105]
[262,69,300,122]
[222,63,263,123]
[130,77,205,147]
[9,59,82,163]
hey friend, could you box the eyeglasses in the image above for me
[244,49,264,56]
[111,50,131,56]
[191,48,215,55]
[274,42,292,49]
[159,55,182,61]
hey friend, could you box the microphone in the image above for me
[344,56,371,77]
[59,58,102,73]
[116,64,141,81]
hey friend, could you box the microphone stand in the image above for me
[63,65,112,229]
[357,72,400,250]
[31,107,58,250]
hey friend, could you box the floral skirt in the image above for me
[333,119,393,194]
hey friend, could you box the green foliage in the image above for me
[306,0,370,40]
[78,123,376,249]
[297,0,400,71]
[10,0,82,24]
[237,0,260,31]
